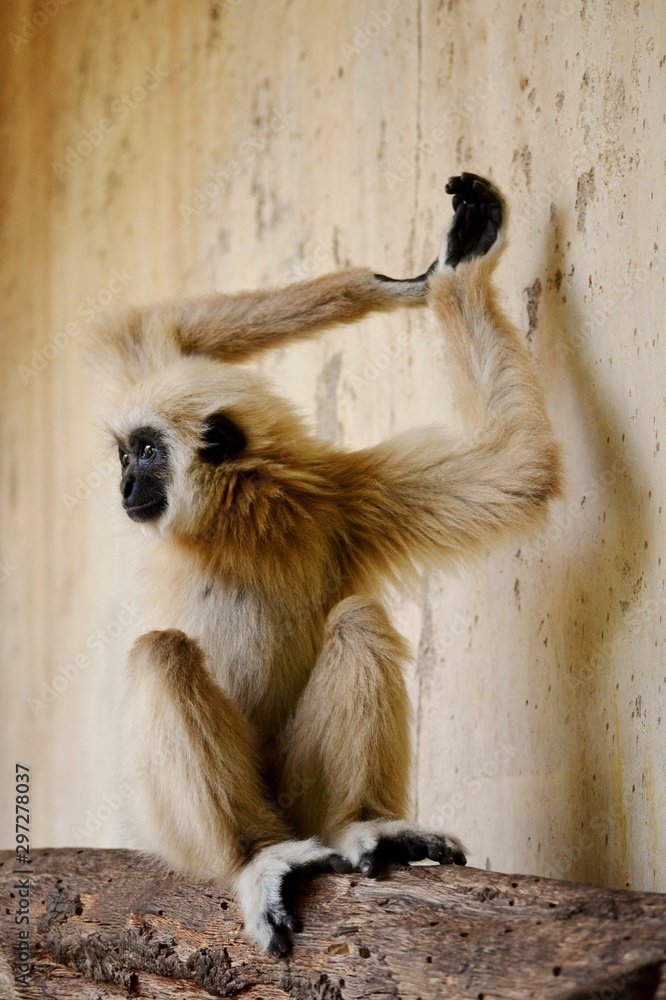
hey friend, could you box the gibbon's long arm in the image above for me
[336,176,562,587]
[162,266,433,364]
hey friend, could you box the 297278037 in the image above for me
[15,765,30,865]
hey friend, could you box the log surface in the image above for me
[0,849,664,999]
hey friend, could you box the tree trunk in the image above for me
[0,848,664,999]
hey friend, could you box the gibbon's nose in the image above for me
[121,473,136,501]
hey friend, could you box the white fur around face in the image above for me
[332,819,467,868]
[233,838,336,952]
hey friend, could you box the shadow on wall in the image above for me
[538,212,651,888]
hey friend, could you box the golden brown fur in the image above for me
[91,174,562,955]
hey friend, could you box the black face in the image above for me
[118,426,170,522]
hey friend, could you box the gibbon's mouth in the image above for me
[123,498,168,523]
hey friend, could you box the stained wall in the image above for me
[0,0,664,891]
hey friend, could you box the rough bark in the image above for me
[0,849,664,1000]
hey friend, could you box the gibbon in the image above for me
[91,173,562,956]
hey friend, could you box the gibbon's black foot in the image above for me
[238,840,352,956]
[444,172,504,269]
[267,852,352,957]
[359,831,467,878]
[336,820,466,880]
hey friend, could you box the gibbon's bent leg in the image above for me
[124,629,350,957]
[162,264,436,364]
[278,597,466,876]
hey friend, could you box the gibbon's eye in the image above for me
[118,448,130,470]
[199,412,247,465]
[141,443,156,461]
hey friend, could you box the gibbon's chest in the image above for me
[143,555,324,735]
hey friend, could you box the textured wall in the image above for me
[1,0,664,892]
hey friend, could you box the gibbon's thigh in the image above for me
[277,596,413,841]
[123,629,288,881]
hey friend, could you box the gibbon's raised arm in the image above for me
[334,182,562,590]
[91,265,432,388]
[163,265,433,364]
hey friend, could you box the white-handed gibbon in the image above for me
[91,173,562,956]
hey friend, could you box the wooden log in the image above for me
[0,849,664,999]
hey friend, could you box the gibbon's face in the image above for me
[118,426,171,522]
[108,357,282,531]
[117,411,247,525]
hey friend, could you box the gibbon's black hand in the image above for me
[444,172,504,268]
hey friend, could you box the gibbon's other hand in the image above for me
[386,171,506,289]
[443,172,505,269]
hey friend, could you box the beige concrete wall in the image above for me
[1,0,664,891]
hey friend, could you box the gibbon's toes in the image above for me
[261,882,304,957]
[262,889,300,957]
[358,829,467,877]
[335,819,467,878]
[264,849,353,956]
[424,834,467,866]
[443,172,504,269]
[266,923,292,958]
[328,853,355,874]
[238,839,351,957]
[281,852,352,912]
[285,851,353,880]
[358,852,379,878]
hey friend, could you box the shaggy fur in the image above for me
[91,174,562,956]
